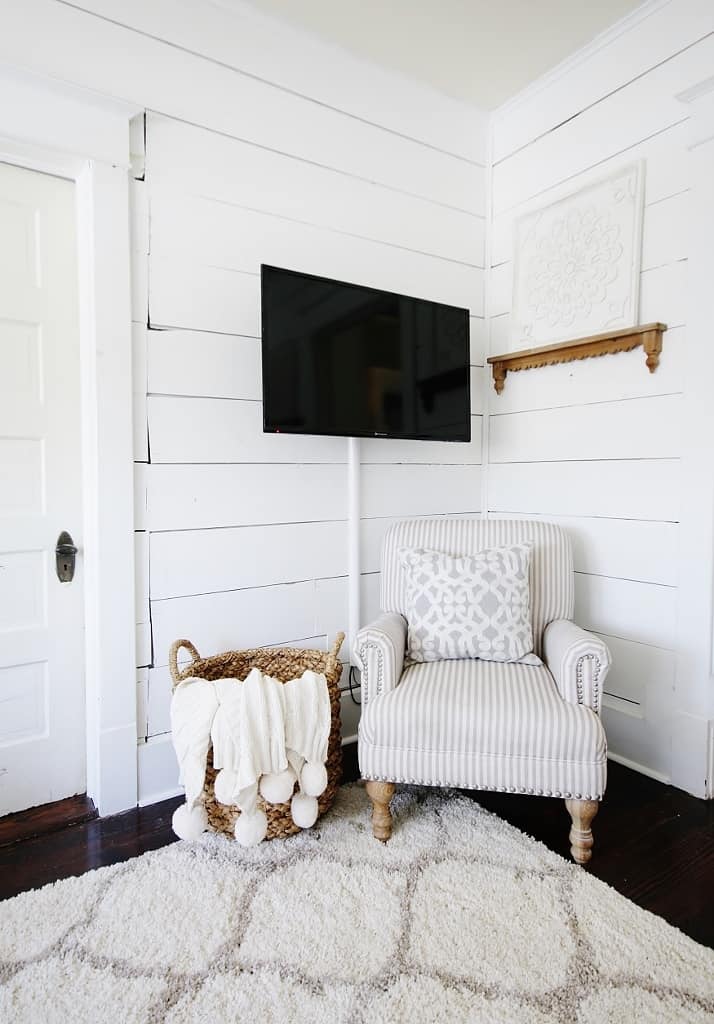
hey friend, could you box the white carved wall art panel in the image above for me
[511,163,645,348]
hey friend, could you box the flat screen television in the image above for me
[261,265,470,442]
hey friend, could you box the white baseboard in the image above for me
[607,751,670,785]
[671,712,713,798]
[138,786,183,808]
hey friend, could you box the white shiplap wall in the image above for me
[0,0,484,804]
[486,1,714,786]
[7,0,712,802]
[121,52,486,798]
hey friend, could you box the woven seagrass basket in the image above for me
[169,632,344,840]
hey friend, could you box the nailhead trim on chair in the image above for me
[360,773,600,801]
[575,653,603,714]
[356,641,384,701]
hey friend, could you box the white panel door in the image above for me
[0,162,85,814]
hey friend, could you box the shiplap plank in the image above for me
[129,177,148,325]
[136,621,151,669]
[150,395,481,467]
[151,581,319,667]
[493,0,714,162]
[149,196,484,317]
[488,313,510,356]
[147,117,483,264]
[150,254,484,340]
[77,0,487,165]
[574,573,676,650]
[499,513,677,587]
[1,1,484,211]
[359,417,482,465]
[136,669,148,741]
[314,573,381,654]
[490,395,682,464]
[134,463,148,531]
[134,531,150,623]
[488,328,684,415]
[146,463,346,532]
[491,122,690,265]
[470,366,486,412]
[489,262,512,319]
[147,667,171,740]
[150,521,347,600]
[492,33,714,214]
[362,465,481,520]
[148,395,346,465]
[602,701,671,783]
[149,260,259,338]
[640,259,687,329]
[641,190,689,270]
[599,630,674,778]
[131,323,148,462]
[488,459,680,523]
[147,329,261,400]
[597,631,676,708]
[470,317,487,367]
[362,516,406,575]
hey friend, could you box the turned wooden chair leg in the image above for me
[565,798,599,865]
[366,780,395,841]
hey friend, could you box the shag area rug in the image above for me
[1,785,713,1023]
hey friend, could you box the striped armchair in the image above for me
[354,519,611,864]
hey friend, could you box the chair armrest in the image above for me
[353,613,407,705]
[543,619,611,715]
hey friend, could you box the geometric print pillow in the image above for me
[398,543,538,664]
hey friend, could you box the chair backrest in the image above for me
[380,518,574,655]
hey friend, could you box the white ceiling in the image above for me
[240,0,644,109]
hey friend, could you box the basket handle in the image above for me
[326,631,345,673]
[169,638,201,688]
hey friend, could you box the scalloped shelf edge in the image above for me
[487,323,668,394]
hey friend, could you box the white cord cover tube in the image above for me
[347,437,360,664]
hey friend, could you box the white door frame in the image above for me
[0,65,140,815]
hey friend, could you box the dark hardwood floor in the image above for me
[1,749,712,949]
[0,793,97,848]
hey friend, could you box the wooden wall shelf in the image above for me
[487,323,667,394]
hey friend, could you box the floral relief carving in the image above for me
[512,163,644,347]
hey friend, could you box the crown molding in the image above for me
[493,0,672,119]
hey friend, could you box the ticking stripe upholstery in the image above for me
[359,659,607,799]
[380,518,573,658]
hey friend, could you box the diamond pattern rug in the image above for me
[1,785,712,1023]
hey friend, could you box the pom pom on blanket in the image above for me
[259,766,297,805]
[234,809,268,847]
[300,760,328,798]
[291,792,319,829]
[172,802,208,841]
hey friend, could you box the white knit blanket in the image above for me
[170,668,331,842]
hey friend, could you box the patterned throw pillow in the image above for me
[399,544,537,664]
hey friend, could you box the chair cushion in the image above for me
[358,659,607,800]
[399,543,536,664]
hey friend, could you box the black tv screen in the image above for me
[261,265,471,442]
